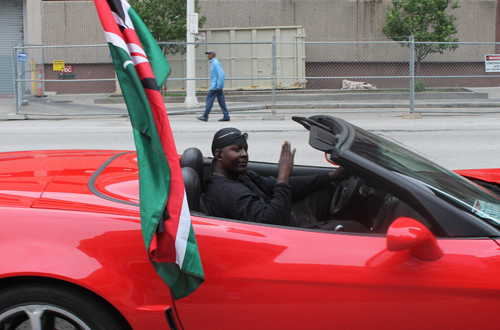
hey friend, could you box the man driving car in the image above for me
[203,127,346,226]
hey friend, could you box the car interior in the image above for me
[179,146,429,235]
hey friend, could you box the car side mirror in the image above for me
[387,217,443,261]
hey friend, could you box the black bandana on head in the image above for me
[211,127,248,156]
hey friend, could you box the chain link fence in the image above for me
[11,40,500,114]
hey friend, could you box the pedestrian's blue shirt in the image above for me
[209,58,225,90]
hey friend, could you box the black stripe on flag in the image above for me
[107,0,129,29]
[142,77,159,92]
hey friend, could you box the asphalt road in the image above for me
[1,111,500,170]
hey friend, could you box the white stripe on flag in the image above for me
[131,55,149,66]
[104,32,130,57]
[128,43,146,57]
[175,191,192,268]
[111,11,128,29]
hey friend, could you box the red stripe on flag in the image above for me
[131,52,147,59]
[135,62,156,82]
[94,0,123,37]
[123,28,143,47]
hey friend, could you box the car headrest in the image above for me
[180,147,204,182]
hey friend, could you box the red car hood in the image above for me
[0,150,140,215]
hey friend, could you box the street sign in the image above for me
[195,32,206,42]
[485,54,500,72]
[58,64,75,79]
[189,13,199,34]
[61,65,73,73]
[53,60,65,71]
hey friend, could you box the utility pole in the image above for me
[497,0,500,53]
[184,0,199,107]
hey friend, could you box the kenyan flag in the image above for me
[94,0,204,300]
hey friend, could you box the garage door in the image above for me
[0,0,23,94]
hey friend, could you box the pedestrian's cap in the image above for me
[205,49,216,55]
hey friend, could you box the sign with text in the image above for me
[18,53,26,62]
[189,13,199,34]
[195,32,206,42]
[485,54,500,72]
[58,73,76,80]
[58,64,75,79]
[53,60,65,71]
[61,65,74,73]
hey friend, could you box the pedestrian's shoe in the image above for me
[197,116,208,122]
[218,117,230,122]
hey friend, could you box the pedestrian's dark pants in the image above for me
[203,89,230,119]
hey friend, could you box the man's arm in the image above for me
[231,183,293,226]
[205,175,293,226]
[288,166,346,201]
[328,167,346,181]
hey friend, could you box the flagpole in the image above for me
[184,0,199,108]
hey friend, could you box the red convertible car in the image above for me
[1,115,500,330]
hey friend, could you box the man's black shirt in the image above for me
[204,171,330,225]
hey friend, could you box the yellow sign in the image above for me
[53,60,65,71]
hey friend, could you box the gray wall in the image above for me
[199,0,496,62]
[199,0,494,43]
[41,0,497,63]
[42,1,108,63]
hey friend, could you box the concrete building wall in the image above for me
[39,0,497,63]
[199,0,495,43]
[199,0,496,62]
[41,1,108,62]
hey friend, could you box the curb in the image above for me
[4,100,500,121]
[94,92,491,105]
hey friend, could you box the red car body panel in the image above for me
[454,168,500,184]
[2,150,500,329]
[0,150,175,329]
[178,216,500,329]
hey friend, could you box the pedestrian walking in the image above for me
[197,50,230,122]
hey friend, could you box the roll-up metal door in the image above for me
[0,0,23,94]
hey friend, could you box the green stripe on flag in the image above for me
[129,8,170,87]
[154,225,204,298]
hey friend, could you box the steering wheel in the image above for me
[330,176,364,215]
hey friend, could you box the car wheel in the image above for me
[0,283,127,330]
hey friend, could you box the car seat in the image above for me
[180,148,208,214]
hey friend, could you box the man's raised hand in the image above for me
[277,141,296,184]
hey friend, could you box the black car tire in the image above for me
[0,282,127,330]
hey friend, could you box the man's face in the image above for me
[218,144,248,175]
[207,53,215,60]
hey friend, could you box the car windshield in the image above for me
[349,126,500,229]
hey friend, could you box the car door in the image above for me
[174,216,500,330]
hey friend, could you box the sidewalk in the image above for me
[2,87,500,120]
